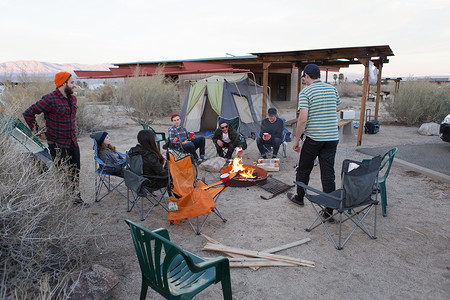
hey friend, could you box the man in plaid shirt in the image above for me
[23,72,88,207]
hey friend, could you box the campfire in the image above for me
[220,157,268,187]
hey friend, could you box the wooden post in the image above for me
[325,68,329,83]
[357,58,370,146]
[262,62,271,119]
[374,62,383,120]
[296,65,303,119]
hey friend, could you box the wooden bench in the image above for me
[338,119,354,136]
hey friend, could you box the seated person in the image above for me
[212,119,240,159]
[168,113,207,163]
[257,107,284,159]
[128,129,168,190]
[90,131,126,175]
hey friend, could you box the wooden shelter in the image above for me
[250,45,394,146]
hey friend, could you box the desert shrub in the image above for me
[0,123,95,298]
[385,80,450,125]
[336,82,362,97]
[75,96,102,135]
[88,84,115,103]
[114,69,180,123]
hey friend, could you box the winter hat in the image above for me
[54,72,71,87]
[218,119,228,127]
[171,113,181,121]
[90,131,108,146]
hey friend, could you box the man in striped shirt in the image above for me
[287,64,341,222]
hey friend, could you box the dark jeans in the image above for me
[295,137,339,209]
[215,141,236,159]
[256,137,282,157]
[181,136,205,159]
[48,141,81,190]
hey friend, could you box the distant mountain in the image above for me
[0,60,112,81]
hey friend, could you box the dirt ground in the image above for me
[77,98,449,299]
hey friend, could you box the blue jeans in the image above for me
[181,136,205,159]
[295,137,339,203]
[256,137,282,157]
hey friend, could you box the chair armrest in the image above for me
[295,181,341,201]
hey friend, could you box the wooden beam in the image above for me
[201,242,315,268]
[297,64,303,111]
[262,62,271,119]
[357,58,370,146]
[374,62,383,120]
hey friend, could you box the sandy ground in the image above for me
[77,99,449,299]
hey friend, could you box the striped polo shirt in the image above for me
[298,80,341,141]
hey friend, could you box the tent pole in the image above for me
[374,62,383,120]
[357,58,370,146]
[262,62,271,119]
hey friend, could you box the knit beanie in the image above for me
[54,72,71,87]
[218,119,227,127]
[171,113,181,121]
[90,131,108,146]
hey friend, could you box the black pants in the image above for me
[181,137,205,159]
[215,141,236,159]
[256,137,282,157]
[296,137,338,207]
[48,141,81,190]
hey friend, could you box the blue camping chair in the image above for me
[257,117,291,160]
[91,137,128,203]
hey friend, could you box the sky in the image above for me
[1,0,449,78]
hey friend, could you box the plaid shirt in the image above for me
[23,89,78,149]
[168,125,189,149]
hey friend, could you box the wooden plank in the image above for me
[202,243,315,268]
[261,238,311,254]
[230,261,296,268]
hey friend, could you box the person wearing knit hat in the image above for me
[90,131,126,176]
[23,72,87,206]
[212,119,240,159]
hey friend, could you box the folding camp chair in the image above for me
[140,122,166,151]
[372,147,398,217]
[123,153,168,221]
[0,113,52,168]
[296,155,382,250]
[166,151,227,235]
[217,116,247,151]
[91,138,128,202]
[124,220,232,300]
[257,117,291,160]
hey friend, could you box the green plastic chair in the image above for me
[378,147,398,217]
[124,219,232,300]
[140,122,166,151]
[217,116,247,150]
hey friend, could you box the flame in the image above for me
[228,157,255,178]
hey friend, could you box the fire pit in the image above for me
[220,158,268,187]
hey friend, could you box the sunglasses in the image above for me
[220,125,228,129]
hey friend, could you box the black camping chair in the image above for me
[296,155,382,250]
[123,153,168,221]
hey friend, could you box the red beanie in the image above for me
[54,72,71,87]
[171,113,181,121]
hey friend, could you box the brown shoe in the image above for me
[287,192,304,206]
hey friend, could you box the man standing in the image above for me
[23,72,87,206]
[257,107,284,159]
[287,64,341,222]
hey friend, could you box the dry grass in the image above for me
[335,82,363,98]
[114,68,180,124]
[385,80,450,125]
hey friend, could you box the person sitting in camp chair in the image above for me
[257,107,284,159]
[168,113,207,164]
[212,119,240,159]
[128,130,168,190]
[90,131,126,176]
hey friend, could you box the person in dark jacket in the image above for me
[212,119,240,159]
[90,131,126,176]
[257,107,284,158]
[128,130,168,190]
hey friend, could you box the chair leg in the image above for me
[379,182,387,217]
[221,275,233,300]
[140,279,148,300]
